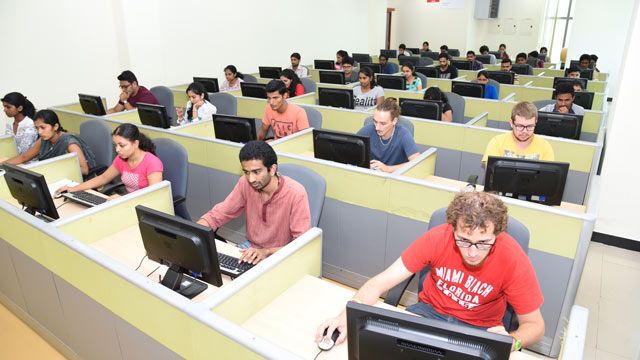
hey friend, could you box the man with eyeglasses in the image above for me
[317,192,545,352]
[107,70,159,114]
[482,101,555,166]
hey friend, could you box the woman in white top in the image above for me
[2,92,38,154]
[353,67,385,110]
[220,65,244,92]
[176,82,217,125]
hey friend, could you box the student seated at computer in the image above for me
[539,82,585,115]
[515,52,527,65]
[341,57,359,84]
[175,82,217,125]
[257,80,309,140]
[55,123,162,195]
[566,67,581,79]
[353,67,385,109]
[288,52,309,78]
[378,55,396,74]
[528,51,545,68]
[466,50,484,70]
[197,140,311,264]
[437,53,458,79]
[317,191,545,351]
[476,71,499,100]
[590,54,600,72]
[482,101,554,166]
[220,65,244,92]
[280,69,305,97]
[401,63,423,91]
[2,92,38,155]
[478,45,496,64]
[398,43,412,57]
[107,70,159,114]
[335,50,349,71]
[3,110,96,176]
[498,43,508,60]
[578,54,591,70]
[440,44,449,53]
[539,47,549,61]
[423,87,453,122]
[421,41,430,53]
[356,98,420,172]
[572,79,585,92]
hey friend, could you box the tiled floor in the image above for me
[2,242,640,359]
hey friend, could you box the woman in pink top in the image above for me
[56,123,163,195]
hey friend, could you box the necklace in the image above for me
[379,128,395,146]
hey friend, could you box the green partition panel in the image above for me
[412,119,466,149]
[383,88,425,100]
[526,76,554,88]
[424,78,454,92]
[174,120,214,137]
[400,151,437,179]
[0,135,17,158]
[108,110,142,124]
[288,92,317,105]
[236,97,267,119]
[308,106,370,134]
[464,97,514,120]
[586,81,606,93]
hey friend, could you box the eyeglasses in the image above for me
[513,123,536,131]
[454,234,495,251]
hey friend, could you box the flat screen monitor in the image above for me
[569,59,593,70]
[346,302,512,360]
[579,68,594,80]
[137,103,170,129]
[2,164,59,221]
[376,75,406,90]
[359,62,382,74]
[240,82,267,99]
[398,55,419,67]
[552,90,595,110]
[78,93,106,116]
[212,114,257,143]
[314,60,335,70]
[415,66,438,78]
[136,205,223,298]
[193,77,219,93]
[318,88,354,109]
[448,49,461,57]
[535,111,583,140]
[486,70,515,84]
[420,51,439,60]
[352,53,371,63]
[258,66,282,79]
[451,60,471,70]
[406,47,420,55]
[553,77,588,90]
[476,54,493,64]
[379,49,397,59]
[489,51,502,59]
[319,70,345,85]
[451,81,485,98]
[511,64,531,75]
[313,129,370,168]
[399,98,443,120]
[484,156,569,206]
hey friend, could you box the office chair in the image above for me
[209,92,237,116]
[79,119,114,180]
[533,100,555,109]
[415,72,428,90]
[383,207,530,332]
[444,92,466,124]
[150,86,176,126]
[277,164,326,227]
[364,115,414,137]
[387,62,400,74]
[300,77,317,94]
[301,106,323,129]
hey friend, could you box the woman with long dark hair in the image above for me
[353,67,385,109]
[220,65,245,92]
[176,82,217,125]
[2,92,38,154]
[279,69,305,98]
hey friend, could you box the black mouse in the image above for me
[54,190,68,198]
[317,328,341,351]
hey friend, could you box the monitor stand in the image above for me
[161,266,208,299]
[24,207,55,223]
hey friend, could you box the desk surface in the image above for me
[242,275,539,359]
[91,225,241,302]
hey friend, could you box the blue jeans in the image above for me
[406,302,489,330]
[237,240,252,249]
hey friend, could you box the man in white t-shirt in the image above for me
[288,52,308,78]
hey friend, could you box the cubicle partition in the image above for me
[0,134,17,159]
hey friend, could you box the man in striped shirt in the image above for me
[197,141,311,265]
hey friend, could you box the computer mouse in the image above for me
[317,328,341,351]
[54,190,68,199]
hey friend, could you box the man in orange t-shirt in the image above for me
[258,79,309,140]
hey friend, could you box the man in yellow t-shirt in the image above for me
[482,101,554,165]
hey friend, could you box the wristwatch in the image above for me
[511,336,522,351]
[119,100,127,106]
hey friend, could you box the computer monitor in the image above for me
[476,54,492,64]
[535,111,583,140]
[258,66,282,79]
[553,77,588,90]
[486,70,515,84]
[137,103,171,129]
[552,90,595,110]
[415,66,438,78]
[420,51,439,60]
[319,70,345,85]
[484,156,569,206]
[489,51,502,59]
[379,49,397,59]
[563,68,593,80]
[352,53,371,63]
[314,59,335,70]
[451,60,471,70]
[318,88,354,109]
[511,64,531,75]
[313,129,370,168]
[240,82,267,99]
[359,62,382,74]
[569,59,593,70]
[135,205,223,299]
[193,77,219,93]
[448,49,461,57]
[399,98,443,120]
[78,93,106,116]
[451,81,485,98]
[397,55,420,67]
[2,164,59,221]
[376,75,406,90]
[346,302,512,360]
[212,114,257,143]
[406,47,420,55]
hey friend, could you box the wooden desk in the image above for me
[242,275,540,359]
[91,225,241,302]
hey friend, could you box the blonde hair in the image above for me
[375,97,400,120]
[510,101,538,122]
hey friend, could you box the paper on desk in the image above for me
[48,179,79,195]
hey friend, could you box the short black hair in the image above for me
[379,54,388,61]
[117,70,137,84]
[290,52,301,60]
[399,43,406,50]
[440,45,449,51]
[423,41,429,46]
[265,79,287,95]
[341,56,354,66]
[567,67,580,74]
[499,43,506,48]
[501,58,512,64]
[479,45,489,53]
[239,140,277,169]
[438,52,450,60]
[573,79,585,90]
[590,54,598,62]
[528,50,539,58]
[555,82,575,97]
[477,70,489,79]
[579,53,591,62]
[467,50,476,56]
[516,52,527,60]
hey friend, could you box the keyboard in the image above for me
[217,253,255,277]
[61,190,108,207]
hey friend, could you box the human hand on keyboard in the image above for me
[55,185,73,197]
[238,247,270,265]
